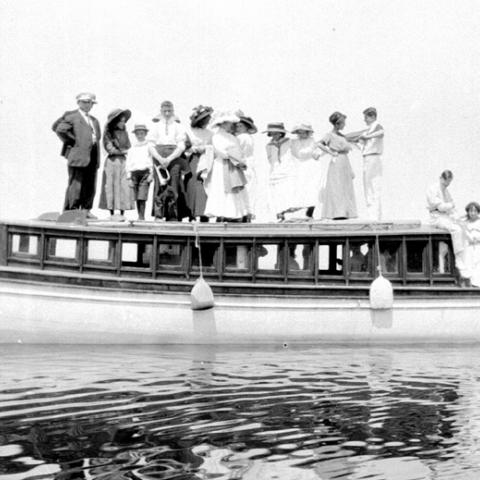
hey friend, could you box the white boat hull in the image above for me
[1,280,480,344]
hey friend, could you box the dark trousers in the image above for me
[63,145,98,211]
[152,152,190,220]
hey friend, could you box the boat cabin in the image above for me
[0,219,461,297]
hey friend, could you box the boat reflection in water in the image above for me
[0,345,479,479]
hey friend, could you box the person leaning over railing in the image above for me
[426,170,466,276]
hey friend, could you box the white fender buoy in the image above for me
[190,223,215,310]
[369,271,393,310]
[191,277,215,310]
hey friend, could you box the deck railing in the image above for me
[0,221,456,286]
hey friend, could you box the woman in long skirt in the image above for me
[317,112,357,220]
[290,123,325,218]
[263,123,297,221]
[203,112,249,221]
[185,105,214,221]
[235,114,258,221]
[99,108,134,219]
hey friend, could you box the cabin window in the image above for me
[285,243,313,274]
[256,244,281,273]
[431,239,454,274]
[191,243,219,272]
[47,237,78,260]
[318,243,343,274]
[406,240,428,273]
[122,242,152,268]
[224,244,252,271]
[158,243,184,267]
[348,241,372,274]
[86,240,115,264]
[10,234,39,256]
[379,240,401,274]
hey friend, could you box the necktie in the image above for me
[85,113,97,143]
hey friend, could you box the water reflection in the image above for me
[0,345,479,479]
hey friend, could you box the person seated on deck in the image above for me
[457,202,480,287]
[426,170,465,275]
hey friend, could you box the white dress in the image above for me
[458,218,480,285]
[204,129,249,219]
[237,132,256,216]
[290,137,325,209]
[266,138,297,216]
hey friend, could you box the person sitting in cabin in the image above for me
[426,170,466,275]
[457,202,480,287]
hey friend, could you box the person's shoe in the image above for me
[86,211,97,220]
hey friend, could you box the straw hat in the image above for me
[262,122,287,134]
[291,123,314,134]
[238,115,258,134]
[211,111,240,127]
[132,123,149,133]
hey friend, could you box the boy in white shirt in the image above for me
[126,124,165,220]
[359,107,385,221]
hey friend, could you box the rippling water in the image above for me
[1,345,480,479]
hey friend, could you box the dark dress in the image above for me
[99,129,133,211]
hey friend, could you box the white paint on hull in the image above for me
[1,281,480,344]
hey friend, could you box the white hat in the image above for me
[76,92,97,103]
[211,111,240,127]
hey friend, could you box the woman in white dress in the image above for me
[458,202,480,287]
[290,123,325,219]
[263,123,297,221]
[235,115,258,221]
[203,112,249,221]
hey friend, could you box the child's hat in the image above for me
[132,123,149,133]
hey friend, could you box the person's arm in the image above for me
[103,133,124,155]
[360,124,384,140]
[164,126,186,164]
[53,116,76,144]
[426,185,454,213]
[316,135,338,156]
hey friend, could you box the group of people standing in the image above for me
[53,92,385,223]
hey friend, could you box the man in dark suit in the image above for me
[53,92,101,216]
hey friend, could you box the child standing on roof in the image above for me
[126,124,165,221]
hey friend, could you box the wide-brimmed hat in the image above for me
[238,115,258,134]
[76,92,97,103]
[291,123,314,134]
[211,111,240,127]
[132,123,149,133]
[106,108,131,127]
[190,105,213,127]
[262,122,287,134]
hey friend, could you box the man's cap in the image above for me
[76,92,97,103]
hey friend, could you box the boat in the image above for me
[1,217,479,344]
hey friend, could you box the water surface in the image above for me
[1,345,480,479]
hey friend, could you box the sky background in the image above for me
[1,0,479,221]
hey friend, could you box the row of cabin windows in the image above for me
[8,233,455,277]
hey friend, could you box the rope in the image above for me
[193,222,204,279]
[375,234,382,276]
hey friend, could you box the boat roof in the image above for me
[0,218,449,238]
